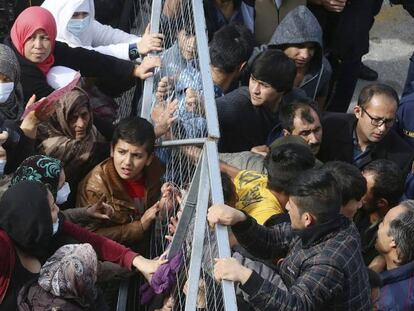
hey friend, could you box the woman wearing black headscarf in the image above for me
[0,181,166,310]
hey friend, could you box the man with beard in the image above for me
[353,159,405,265]
[219,98,322,174]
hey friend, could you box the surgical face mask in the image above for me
[0,82,14,103]
[67,16,91,36]
[52,218,60,235]
[56,182,71,204]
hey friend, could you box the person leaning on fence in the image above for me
[221,142,315,225]
[154,23,255,139]
[76,117,174,252]
[3,6,161,102]
[41,0,164,61]
[0,181,166,311]
[209,169,371,310]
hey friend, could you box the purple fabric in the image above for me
[139,253,183,305]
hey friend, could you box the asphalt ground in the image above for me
[349,1,414,111]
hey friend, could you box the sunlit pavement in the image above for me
[348,1,414,111]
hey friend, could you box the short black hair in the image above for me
[209,24,255,73]
[264,143,315,193]
[112,117,156,154]
[323,161,367,206]
[288,169,341,224]
[363,160,404,208]
[279,97,320,132]
[358,83,399,109]
[250,49,296,93]
[221,172,237,206]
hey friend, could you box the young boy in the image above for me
[77,117,163,250]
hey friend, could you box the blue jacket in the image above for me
[378,261,414,311]
[396,91,414,149]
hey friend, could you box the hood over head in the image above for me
[268,5,323,69]
[41,0,95,46]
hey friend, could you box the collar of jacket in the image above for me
[381,260,414,286]
[103,156,164,206]
[293,214,349,248]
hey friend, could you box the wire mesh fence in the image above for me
[115,0,152,120]
[117,0,237,309]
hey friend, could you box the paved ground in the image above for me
[349,1,414,111]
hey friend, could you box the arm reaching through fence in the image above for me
[133,56,161,79]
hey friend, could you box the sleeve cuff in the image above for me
[232,213,255,234]
[124,251,139,270]
[240,271,264,296]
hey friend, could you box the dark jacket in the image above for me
[2,120,36,175]
[396,91,414,148]
[232,215,371,310]
[317,112,414,176]
[4,37,135,102]
[265,5,331,100]
[308,0,374,61]
[217,86,305,152]
[378,261,414,311]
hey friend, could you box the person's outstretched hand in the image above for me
[133,255,168,282]
[20,95,54,139]
[86,195,114,220]
[138,24,164,55]
[133,56,161,79]
[214,257,252,284]
[207,204,246,227]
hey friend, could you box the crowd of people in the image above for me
[0,0,414,310]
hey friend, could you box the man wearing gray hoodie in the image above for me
[251,6,332,110]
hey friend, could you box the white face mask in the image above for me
[0,82,14,103]
[56,182,71,204]
[67,16,91,36]
[52,218,60,235]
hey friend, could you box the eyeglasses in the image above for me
[360,106,395,128]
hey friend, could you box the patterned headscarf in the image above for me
[10,6,57,75]
[38,243,98,308]
[11,155,63,199]
[0,44,25,121]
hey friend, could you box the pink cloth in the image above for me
[10,6,57,75]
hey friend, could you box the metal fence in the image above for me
[135,0,238,309]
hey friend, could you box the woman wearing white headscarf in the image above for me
[41,0,163,61]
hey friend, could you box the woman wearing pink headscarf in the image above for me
[4,6,160,102]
